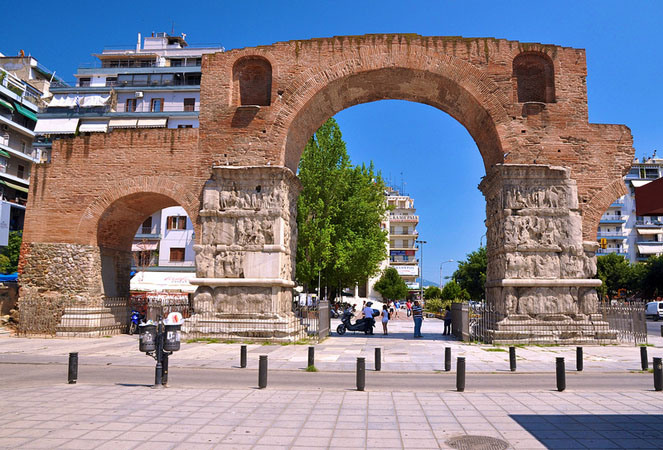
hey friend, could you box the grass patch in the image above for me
[639,343,655,347]
[261,341,275,346]
[184,337,221,344]
[102,335,112,338]
[630,369,654,373]
[305,365,318,372]
[483,348,507,352]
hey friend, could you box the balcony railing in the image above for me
[596,232,627,239]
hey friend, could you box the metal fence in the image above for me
[468,302,647,346]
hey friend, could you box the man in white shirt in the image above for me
[362,301,375,334]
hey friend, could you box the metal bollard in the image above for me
[162,352,169,386]
[68,352,78,384]
[641,346,649,371]
[660,325,663,338]
[654,357,662,392]
[375,348,382,372]
[240,345,247,368]
[356,357,366,391]
[445,347,451,372]
[258,355,268,389]
[308,346,315,368]
[456,357,466,392]
[576,347,583,372]
[556,357,566,392]
[509,347,516,372]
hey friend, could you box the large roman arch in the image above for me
[19,35,634,342]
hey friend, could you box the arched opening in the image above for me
[232,56,272,106]
[513,52,555,103]
[96,192,194,297]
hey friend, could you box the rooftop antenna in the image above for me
[400,172,404,194]
[171,21,175,35]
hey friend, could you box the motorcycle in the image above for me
[336,309,376,335]
[128,309,145,335]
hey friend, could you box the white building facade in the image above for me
[597,155,663,263]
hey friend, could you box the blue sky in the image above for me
[2,1,661,285]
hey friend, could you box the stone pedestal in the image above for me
[480,164,617,344]
[183,166,306,341]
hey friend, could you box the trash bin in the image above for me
[163,324,182,352]
[139,324,157,352]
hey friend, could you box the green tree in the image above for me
[1,231,22,274]
[295,118,387,293]
[642,255,663,299]
[596,253,633,299]
[440,280,470,301]
[374,267,409,301]
[423,286,442,300]
[452,246,487,301]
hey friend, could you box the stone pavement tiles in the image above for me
[1,385,663,449]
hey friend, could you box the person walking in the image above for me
[394,300,400,318]
[412,300,423,338]
[406,300,412,317]
[381,304,390,335]
[443,305,452,336]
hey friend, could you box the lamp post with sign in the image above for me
[415,239,427,301]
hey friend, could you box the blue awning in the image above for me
[0,272,18,281]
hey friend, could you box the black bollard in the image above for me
[576,347,583,372]
[660,325,663,338]
[445,347,451,372]
[68,352,78,384]
[456,357,466,392]
[240,345,247,368]
[356,357,366,391]
[509,347,516,372]
[654,357,662,392]
[641,346,649,371]
[556,357,566,392]
[308,346,315,368]
[258,355,268,389]
[162,352,169,386]
[375,348,382,372]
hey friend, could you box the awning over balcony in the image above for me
[637,244,663,255]
[132,242,159,251]
[130,270,196,293]
[631,180,651,188]
[0,149,9,158]
[108,118,137,129]
[136,118,167,128]
[0,179,29,193]
[636,228,662,236]
[636,177,663,216]
[79,120,109,133]
[0,99,14,112]
[48,94,110,108]
[34,118,79,134]
[14,103,38,122]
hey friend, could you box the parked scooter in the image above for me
[128,309,145,335]
[336,308,375,335]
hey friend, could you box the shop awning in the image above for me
[34,118,79,134]
[631,180,651,188]
[0,179,29,193]
[108,118,137,129]
[48,94,110,108]
[79,120,109,133]
[0,149,10,158]
[131,242,158,251]
[14,103,38,122]
[130,270,196,293]
[637,244,663,255]
[636,177,663,216]
[636,228,662,236]
[0,99,14,112]
[136,118,167,128]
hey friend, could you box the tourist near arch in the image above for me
[19,35,634,342]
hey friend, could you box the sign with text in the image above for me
[394,265,418,276]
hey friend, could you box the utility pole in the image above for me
[416,240,427,301]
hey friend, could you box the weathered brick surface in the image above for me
[21,34,634,299]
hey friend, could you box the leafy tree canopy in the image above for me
[452,246,486,301]
[0,231,21,274]
[374,267,409,301]
[642,254,663,299]
[424,286,442,300]
[440,280,470,301]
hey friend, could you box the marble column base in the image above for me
[55,306,127,337]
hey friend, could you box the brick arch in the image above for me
[581,178,629,241]
[77,176,200,251]
[271,51,514,171]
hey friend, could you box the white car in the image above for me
[646,301,663,321]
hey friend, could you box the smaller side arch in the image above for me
[232,56,272,106]
[582,178,629,242]
[513,52,556,103]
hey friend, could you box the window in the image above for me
[166,216,187,230]
[125,98,137,112]
[169,247,185,262]
[79,78,91,87]
[513,52,555,103]
[183,98,195,112]
[177,125,193,129]
[17,165,24,179]
[105,77,118,87]
[150,98,164,112]
[233,57,272,106]
[141,217,152,234]
[170,58,183,67]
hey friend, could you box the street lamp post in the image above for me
[415,240,427,301]
[440,259,454,287]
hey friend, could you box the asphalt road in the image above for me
[0,361,655,392]
[647,318,663,337]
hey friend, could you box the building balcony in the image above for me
[390,232,418,238]
[599,217,626,224]
[596,249,628,257]
[135,232,161,239]
[635,221,663,228]
[596,232,627,240]
[609,201,624,207]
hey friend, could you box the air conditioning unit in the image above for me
[135,91,144,98]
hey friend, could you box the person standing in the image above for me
[381,304,390,335]
[394,300,400,318]
[412,300,423,338]
[362,301,375,335]
[406,300,412,317]
[443,305,452,336]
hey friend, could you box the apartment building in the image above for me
[597,154,663,263]
[0,52,58,246]
[34,32,223,289]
